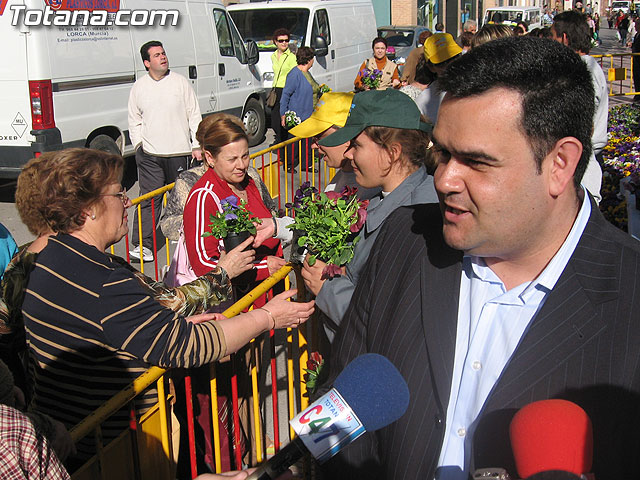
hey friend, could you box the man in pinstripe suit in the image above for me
[322,37,640,479]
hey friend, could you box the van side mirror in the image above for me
[312,35,328,57]
[246,40,259,65]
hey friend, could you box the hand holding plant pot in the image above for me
[217,236,256,279]
[301,256,345,295]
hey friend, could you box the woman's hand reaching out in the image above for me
[217,236,255,279]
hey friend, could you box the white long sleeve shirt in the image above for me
[128,70,201,156]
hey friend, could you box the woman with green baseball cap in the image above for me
[300,88,439,342]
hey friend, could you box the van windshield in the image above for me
[230,8,310,51]
[484,9,525,25]
[378,28,415,47]
[612,1,629,8]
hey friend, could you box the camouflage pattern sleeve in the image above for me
[160,165,206,242]
[112,255,232,317]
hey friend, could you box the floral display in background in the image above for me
[359,67,382,90]
[286,183,369,279]
[203,195,260,238]
[600,105,640,232]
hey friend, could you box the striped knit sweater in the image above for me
[22,233,227,460]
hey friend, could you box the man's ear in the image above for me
[546,137,583,197]
[562,32,570,47]
[143,59,151,69]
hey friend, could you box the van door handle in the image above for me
[331,50,335,60]
[189,65,197,79]
[219,64,225,76]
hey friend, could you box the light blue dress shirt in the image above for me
[436,191,592,477]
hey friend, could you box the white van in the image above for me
[612,0,632,13]
[482,6,543,31]
[0,0,264,178]
[228,0,377,93]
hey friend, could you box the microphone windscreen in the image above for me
[333,353,410,432]
[510,399,593,478]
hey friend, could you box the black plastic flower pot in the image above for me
[224,230,251,252]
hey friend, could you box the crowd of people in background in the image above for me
[3,6,640,480]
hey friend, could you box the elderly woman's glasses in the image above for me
[101,189,129,205]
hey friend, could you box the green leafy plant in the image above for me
[203,195,260,238]
[286,185,368,278]
[319,84,331,94]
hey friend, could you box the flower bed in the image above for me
[600,105,640,232]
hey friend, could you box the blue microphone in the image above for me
[246,353,410,479]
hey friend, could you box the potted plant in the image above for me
[359,67,382,90]
[203,195,261,251]
[283,110,302,129]
[286,185,369,279]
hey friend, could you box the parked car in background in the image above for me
[482,6,543,31]
[377,25,430,73]
[611,0,632,13]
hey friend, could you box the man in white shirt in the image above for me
[128,40,202,261]
[322,37,640,480]
[551,10,607,203]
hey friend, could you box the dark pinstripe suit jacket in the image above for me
[322,200,640,480]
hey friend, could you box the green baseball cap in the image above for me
[318,89,432,147]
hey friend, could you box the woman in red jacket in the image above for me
[183,113,285,308]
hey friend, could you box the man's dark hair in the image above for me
[460,31,474,47]
[371,36,388,49]
[553,10,592,53]
[140,40,163,63]
[414,55,436,85]
[439,36,594,189]
[418,30,432,45]
[296,46,315,65]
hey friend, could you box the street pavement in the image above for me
[591,23,638,106]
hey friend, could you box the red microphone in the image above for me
[509,399,593,479]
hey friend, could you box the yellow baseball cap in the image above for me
[423,33,462,64]
[289,92,355,138]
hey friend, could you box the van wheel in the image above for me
[243,98,266,147]
[89,134,121,155]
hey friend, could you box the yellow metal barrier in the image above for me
[592,52,640,97]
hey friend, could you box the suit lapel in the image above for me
[421,244,462,412]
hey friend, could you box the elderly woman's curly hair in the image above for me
[33,148,124,234]
[16,155,51,236]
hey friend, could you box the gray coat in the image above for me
[315,165,438,341]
